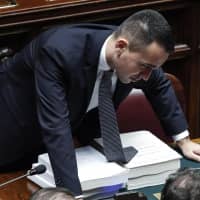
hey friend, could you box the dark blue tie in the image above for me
[98,71,137,163]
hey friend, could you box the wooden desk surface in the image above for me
[0,170,40,200]
[0,138,200,200]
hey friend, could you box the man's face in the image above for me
[110,40,169,84]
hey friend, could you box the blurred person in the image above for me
[161,168,200,200]
[30,187,78,200]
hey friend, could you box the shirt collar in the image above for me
[98,35,112,71]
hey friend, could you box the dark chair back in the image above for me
[117,73,186,143]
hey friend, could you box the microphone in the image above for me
[27,164,46,176]
[0,164,46,188]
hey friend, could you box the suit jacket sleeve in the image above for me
[141,68,188,136]
[34,46,82,195]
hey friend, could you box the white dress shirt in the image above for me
[86,36,189,142]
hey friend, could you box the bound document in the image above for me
[95,130,182,190]
[28,146,129,198]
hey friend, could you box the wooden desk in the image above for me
[0,138,200,200]
[0,170,39,199]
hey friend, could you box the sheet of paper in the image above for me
[96,130,181,169]
[121,131,182,168]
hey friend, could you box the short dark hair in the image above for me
[161,168,200,200]
[113,9,174,53]
[30,187,76,200]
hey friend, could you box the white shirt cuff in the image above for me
[172,130,190,142]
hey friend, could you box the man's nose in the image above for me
[141,68,152,81]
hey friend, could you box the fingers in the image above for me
[180,141,200,162]
[193,149,200,156]
[188,152,200,162]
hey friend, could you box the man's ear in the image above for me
[115,38,129,55]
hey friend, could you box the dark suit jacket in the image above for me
[0,24,188,195]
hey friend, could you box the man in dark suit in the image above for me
[0,9,200,196]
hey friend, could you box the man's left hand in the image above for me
[176,137,200,162]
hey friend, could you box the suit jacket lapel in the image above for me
[83,29,114,107]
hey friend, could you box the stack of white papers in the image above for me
[95,131,182,190]
[28,130,182,196]
[123,131,181,189]
[28,146,128,197]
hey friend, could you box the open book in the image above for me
[28,131,181,194]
